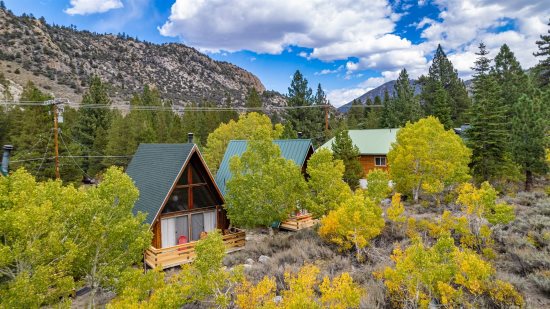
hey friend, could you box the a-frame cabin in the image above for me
[126,140,245,269]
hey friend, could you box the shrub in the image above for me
[378,236,524,308]
[364,169,391,203]
[318,191,385,259]
[235,265,363,309]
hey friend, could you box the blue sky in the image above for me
[4,0,549,106]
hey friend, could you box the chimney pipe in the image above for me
[297,131,303,139]
[188,133,194,144]
[1,145,14,176]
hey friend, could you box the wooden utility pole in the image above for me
[45,99,64,180]
[52,103,60,180]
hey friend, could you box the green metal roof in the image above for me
[215,139,314,196]
[126,143,194,225]
[318,129,399,155]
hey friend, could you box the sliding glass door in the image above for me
[161,209,217,248]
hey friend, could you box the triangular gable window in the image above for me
[162,151,223,214]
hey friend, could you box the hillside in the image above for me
[337,79,421,113]
[0,8,285,107]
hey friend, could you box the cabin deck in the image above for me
[279,213,318,231]
[144,228,246,269]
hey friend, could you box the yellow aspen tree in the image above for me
[387,116,471,202]
[318,190,385,259]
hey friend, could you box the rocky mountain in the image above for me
[337,80,421,113]
[0,8,286,108]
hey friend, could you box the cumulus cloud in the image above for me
[327,87,373,107]
[65,0,123,15]
[419,0,550,78]
[158,0,427,71]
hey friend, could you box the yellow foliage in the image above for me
[318,190,385,257]
[236,277,277,309]
[319,273,363,309]
[380,236,523,308]
[387,193,406,223]
[456,182,515,225]
[387,116,471,201]
[281,264,320,308]
[488,280,525,308]
[234,266,364,309]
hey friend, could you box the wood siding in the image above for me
[359,155,388,175]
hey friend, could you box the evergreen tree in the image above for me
[347,99,364,129]
[534,18,550,87]
[393,68,422,125]
[467,43,512,183]
[364,107,382,129]
[510,94,548,191]
[380,89,398,128]
[313,83,331,142]
[220,93,239,124]
[493,44,529,123]
[331,130,364,188]
[420,44,470,125]
[72,76,112,176]
[286,71,324,145]
[245,87,262,109]
[431,81,453,129]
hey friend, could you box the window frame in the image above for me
[374,156,387,167]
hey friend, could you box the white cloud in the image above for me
[158,0,424,70]
[158,0,549,87]
[314,65,343,76]
[419,0,550,77]
[327,87,373,107]
[65,0,123,15]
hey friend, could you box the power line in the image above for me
[59,133,91,178]
[0,100,348,111]
[37,131,53,172]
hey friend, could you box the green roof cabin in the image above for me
[126,135,245,269]
[215,139,317,231]
[319,129,399,186]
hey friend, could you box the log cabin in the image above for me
[126,137,245,269]
[319,129,399,186]
[215,139,317,231]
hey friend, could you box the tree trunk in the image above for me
[525,170,533,192]
[268,226,274,236]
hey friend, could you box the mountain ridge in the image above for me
[0,8,286,108]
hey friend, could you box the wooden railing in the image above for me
[280,213,318,231]
[145,228,246,269]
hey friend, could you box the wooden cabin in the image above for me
[319,129,399,186]
[126,142,245,269]
[215,139,317,231]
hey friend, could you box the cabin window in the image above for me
[162,189,189,213]
[160,210,217,247]
[375,157,386,167]
[193,186,217,208]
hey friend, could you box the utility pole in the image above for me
[44,99,65,180]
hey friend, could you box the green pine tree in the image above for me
[245,87,262,110]
[72,76,112,176]
[534,18,550,87]
[494,44,530,125]
[286,71,324,145]
[467,43,513,183]
[420,44,470,125]
[393,68,422,125]
[331,130,364,189]
[431,81,453,129]
[347,99,365,129]
[511,93,548,191]
[381,89,398,128]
